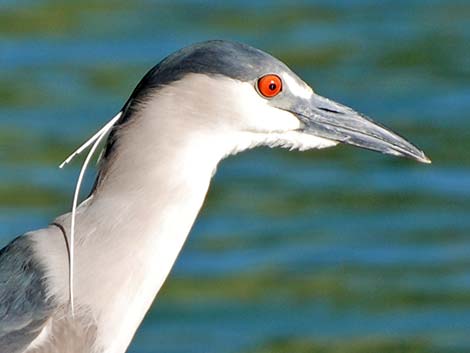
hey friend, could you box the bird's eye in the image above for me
[257,74,282,98]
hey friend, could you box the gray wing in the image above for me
[0,235,56,353]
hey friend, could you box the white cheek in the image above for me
[236,82,301,132]
[281,72,313,99]
[220,79,336,154]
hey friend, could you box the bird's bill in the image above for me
[289,94,431,163]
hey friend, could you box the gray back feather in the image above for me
[0,235,56,353]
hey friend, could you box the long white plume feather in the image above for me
[60,112,122,315]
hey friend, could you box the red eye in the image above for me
[257,74,282,98]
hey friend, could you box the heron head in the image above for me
[109,40,430,164]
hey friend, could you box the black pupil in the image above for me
[269,82,277,91]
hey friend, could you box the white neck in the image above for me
[37,79,240,353]
[84,96,233,352]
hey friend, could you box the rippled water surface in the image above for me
[1,1,469,352]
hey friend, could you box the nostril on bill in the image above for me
[318,107,343,115]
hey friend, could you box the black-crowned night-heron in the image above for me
[0,40,430,353]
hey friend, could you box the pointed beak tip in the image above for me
[408,150,431,164]
[418,154,432,164]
